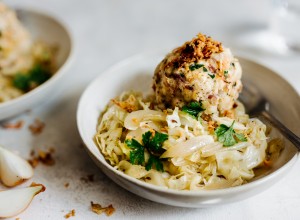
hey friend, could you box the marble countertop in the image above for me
[1,0,300,219]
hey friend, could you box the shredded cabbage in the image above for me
[95,91,276,190]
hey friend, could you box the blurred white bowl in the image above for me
[0,7,73,120]
[77,52,299,208]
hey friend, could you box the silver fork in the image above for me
[239,86,300,150]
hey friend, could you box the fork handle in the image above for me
[261,110,300,151]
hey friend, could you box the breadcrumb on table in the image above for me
[91,202,115,216]
[28,118,45,135]
[64,209,75,219]
[28,148,55,167]
[80,174,95,183]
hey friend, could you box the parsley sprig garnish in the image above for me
[189,63,215,79]
[182,101,205,118]
[215,121,247,147]
[13,64,52,92]
[189,63,204,71]
[125,131,168,172]
[224,70,229,77]
[208,73,215,79]
[142,131,168,156]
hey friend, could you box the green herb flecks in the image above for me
[182,101,205,118]
[208,73,215,79]
[215,121,247,147]
[13,64,52,92]
[224,70,228,77]
[13,74,31,91]
[125,131,168,171]
[30,64,51,84]
[189,63,204,71]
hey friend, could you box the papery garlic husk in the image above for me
[0,184,45,218]
[0,146,34,187]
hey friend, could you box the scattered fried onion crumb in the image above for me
[64,210,75,219]
[28,156,39,168]
[170,33,223,68]
[1,120,24,129]
[28,148,55,167]
[28,119,45,135]
[80,174,94,183]
[91,202,115,216]
[64,183,70,188]
[111,94,139,113]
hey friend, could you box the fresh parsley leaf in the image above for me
[130,150,145,165]
[208,73,215,79]
[126,131,168,171]
[13,64,51,92]
[149,132,168,152]
[30,64,51,85]
[217,124,236,147]
[215,121,247,147]
[224,70,228,77]
[125,138,144,150]
[214,124,229,137]
[189,63,204,71]
[13,74,31,91]
[142,131,152,147]
[125,139,145,165]
[235,133,247,142]
[182,101,205,118]
[143,131,168,156]
[203,67,208,72]
[145,155,164,172]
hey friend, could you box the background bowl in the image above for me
[0,7,73,121]
[77,52,300,208]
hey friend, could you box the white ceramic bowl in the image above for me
[0,8,73,120]
[77,52,300,208]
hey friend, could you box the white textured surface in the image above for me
[1,0,300,219]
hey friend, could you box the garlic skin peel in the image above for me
[0,184,45,218]
[0,146,34,187]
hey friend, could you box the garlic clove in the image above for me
[0,184,45,218]
[0,146,34,187]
